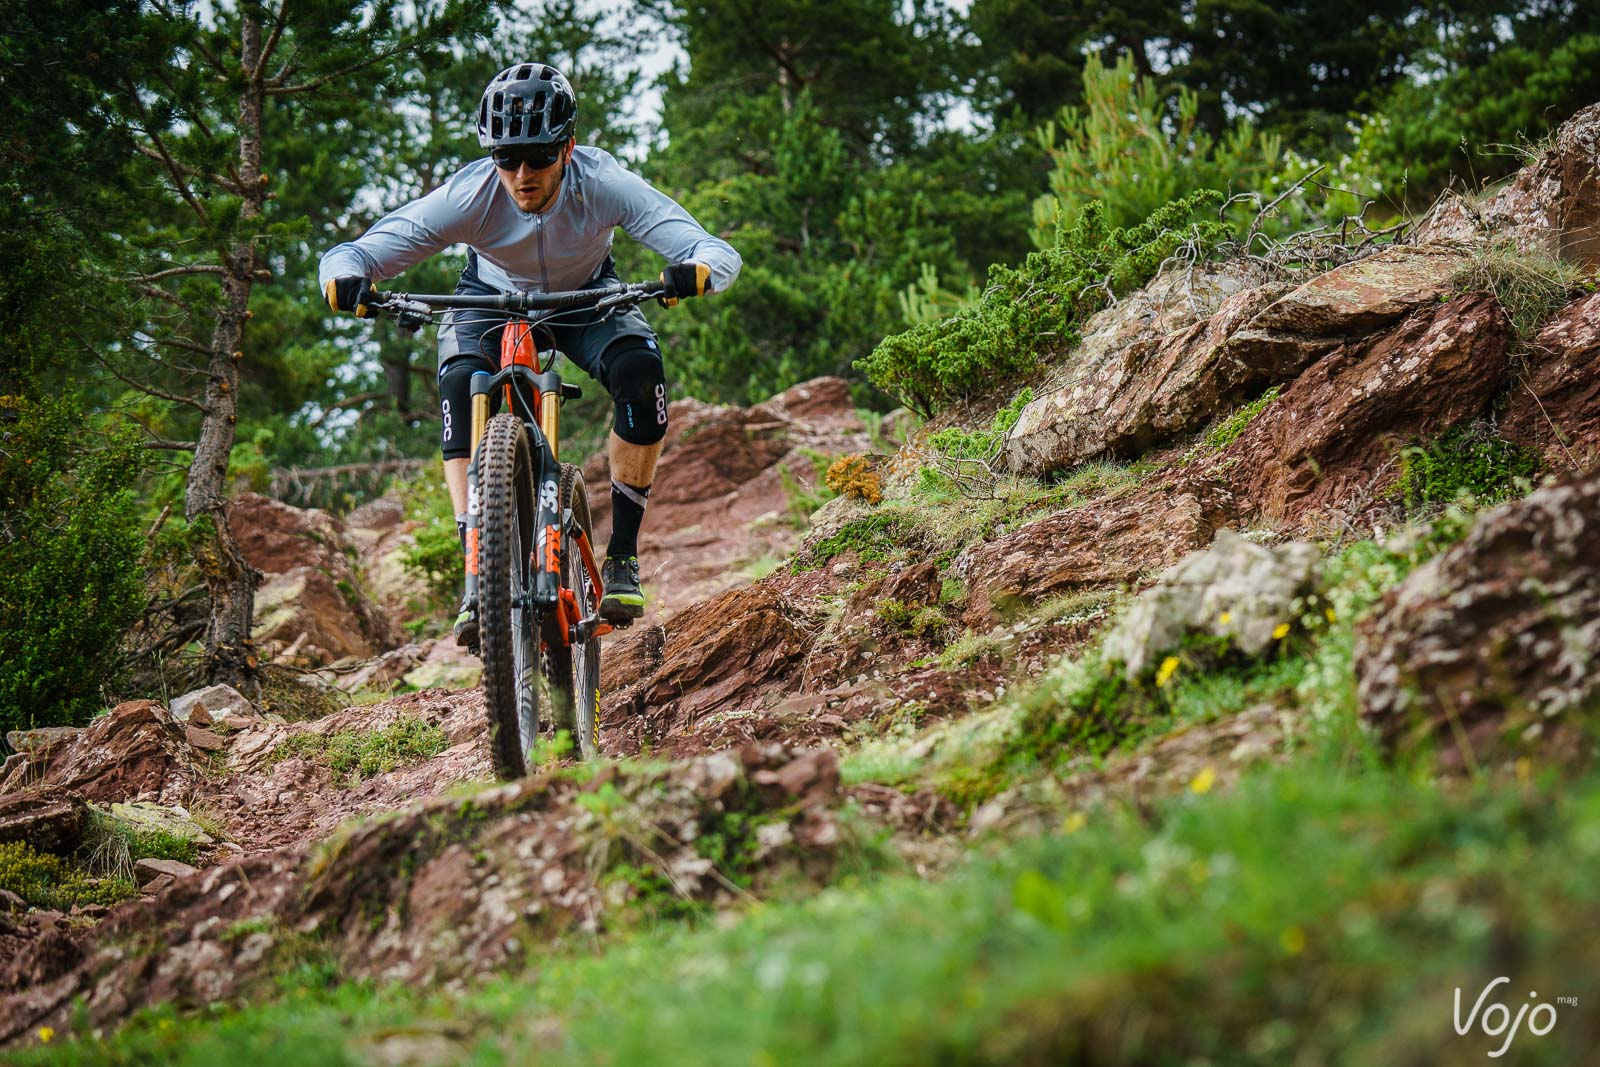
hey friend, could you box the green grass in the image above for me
[271,716,450,785]
[22,757,1600,1065]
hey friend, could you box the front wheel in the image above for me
[544,464,603,760]
[477,414,540,779]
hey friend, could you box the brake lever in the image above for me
[385,298,434,336]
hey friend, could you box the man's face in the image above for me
[494,139,574,214]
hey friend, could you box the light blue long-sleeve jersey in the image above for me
[318,147,742,295]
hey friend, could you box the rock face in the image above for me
[605,584,817,741]
[1214,290,1514,528]
[953,485,1227,625]
[1102,530,1321,679]
[1007,247,1466,476]
[1355,470,1600,765]
[1501,290,1600,473]
[583,376,875,618]
[1415,102,1600,268]
[0,701,201,806]
[229,493,402,665]
[0,788,88,856]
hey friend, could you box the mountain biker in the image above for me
[319,62,741,649]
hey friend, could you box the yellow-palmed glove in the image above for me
[658,261,711,307]
[324,276,378,318]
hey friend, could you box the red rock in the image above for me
[1356,469,1600,767]
[1416,102,1600,268]
[609,583,815,732]
[229,493,401,663]
[185,726,226,753]
[1007,248,1466,476]
[955,485,1227,625]
[0,787,88,856]
[1501,290,1600,474]
[1217,291,1514,528]
[0,701,199,807]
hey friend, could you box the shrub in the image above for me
[858,192,1228,416]
[1394,421,1540,514]
[824,454,883,505]
[0,396,149,736]
[0,839,137,910]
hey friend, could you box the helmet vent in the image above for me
[508,113,522,138]
[541,65,555,80]
[517,64,533,80]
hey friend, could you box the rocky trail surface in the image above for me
[3,105,1600,1053]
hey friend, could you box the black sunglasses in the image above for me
[491,144,565,171]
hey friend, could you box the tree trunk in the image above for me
[381,346,413,414]
[186,10,268,688]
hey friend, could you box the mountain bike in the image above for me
[367,279,666,777]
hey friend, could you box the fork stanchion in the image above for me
[540,390,561,463]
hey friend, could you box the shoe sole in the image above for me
[599,595,645,621]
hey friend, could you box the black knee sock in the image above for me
[608,480,650,560]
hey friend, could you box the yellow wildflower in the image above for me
[1272,622,1291,640]
[1189,766,1217,795]
[1280,925,1307,955]
[1325,607,1338,623]
[1155,655,1181,688]
[37,1027,54,1044]
[1062,811,1087,834]
[1217,611,1232,625]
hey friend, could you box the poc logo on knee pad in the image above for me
[654,383,667,425]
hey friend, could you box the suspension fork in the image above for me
[464,372,493,610]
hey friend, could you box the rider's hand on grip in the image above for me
[325,276,378,318]
[658,261,711,307]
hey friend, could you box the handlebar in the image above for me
[365,279,669,335]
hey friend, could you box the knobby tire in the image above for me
[478,414,540,779]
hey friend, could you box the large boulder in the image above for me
[1415,102,1600,268]
[1501,290,1600,473]
[0,701,201,806]
[1007,247,1467,476]
[230,493,402,665]
[1210,290,1514,529]
[1101,529,1321,680]
[1355,470,1600,766]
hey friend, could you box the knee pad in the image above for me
[439,355,493,459]
[601,338,668,445]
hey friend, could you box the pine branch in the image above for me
[87,341,209,413]
[133,263,227,284]
[259,0,290,76]
[266,39,412,95]
[123,79,211,226]
[131,282,189,308]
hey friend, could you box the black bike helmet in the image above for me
[477,62,577,149]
